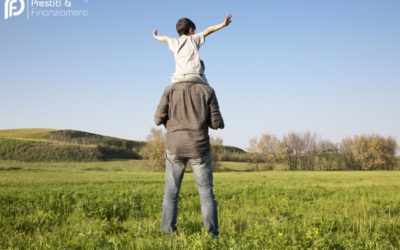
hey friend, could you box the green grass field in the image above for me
[1,160,399,249]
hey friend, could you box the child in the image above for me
[153,14,232,85]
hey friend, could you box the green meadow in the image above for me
[0,160,399,249]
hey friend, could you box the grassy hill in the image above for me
[0,129,144,162]
[0,128,250,163]
[0,128,56,139]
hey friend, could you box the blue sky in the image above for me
[1,0,399,149]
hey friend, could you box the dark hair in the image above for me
[176,18,196,36]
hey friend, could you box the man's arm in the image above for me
[152,29,169,43]
[202,14,232,38]
[208,90,225,130]
[154,89,169,126]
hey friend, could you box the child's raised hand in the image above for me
[224,14,232,27]
[152,29,169,43]
[152,29,158,39]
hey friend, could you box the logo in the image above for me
[4,0,25,19]
[3,0,89,20]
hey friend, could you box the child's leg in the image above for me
[199,74,209,85]
[183,74,209,85]
[171,75,185,84]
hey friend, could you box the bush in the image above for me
[139,129,166,171]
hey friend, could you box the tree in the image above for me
[247,137,261,171]
[283,132,304,170]
[282,131,319,170]
[257,134,286,170]
[140,128,166,171]
[210,136,223,171]
[300,132,318,170]
[316,140,343,170]
[340,134,397,170]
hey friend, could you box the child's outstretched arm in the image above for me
[203,14,232,38]
[152,29,169,43]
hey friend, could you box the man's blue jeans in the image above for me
[162,150,219,236]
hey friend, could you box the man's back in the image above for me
[155,82,224,158]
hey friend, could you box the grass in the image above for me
[0,128,56,139]
[219,161,289,172]
[219,161,254,171]
[0,160,399,249]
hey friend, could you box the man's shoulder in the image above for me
[195,83,214,95]
[162,84,175,94]
[166,82,214,94]
[197,83,214,94]
[185,82,213,91]
[190,83,215,100]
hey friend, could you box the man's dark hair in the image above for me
[176,18,196,36]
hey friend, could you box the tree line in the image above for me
[247,132,398,171]
[138,129,227,171]
[139,129,398,171]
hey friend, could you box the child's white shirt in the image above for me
[167,33,205,77]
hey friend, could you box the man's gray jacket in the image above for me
[154,82,224,158]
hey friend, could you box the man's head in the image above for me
[176,18,196,36]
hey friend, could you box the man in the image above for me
[154,81,224,236]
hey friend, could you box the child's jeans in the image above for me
[171,74,208,85]
[162,150,219,236]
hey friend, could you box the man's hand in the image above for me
[152,29,169,43]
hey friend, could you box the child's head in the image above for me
[176,18,196,36]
